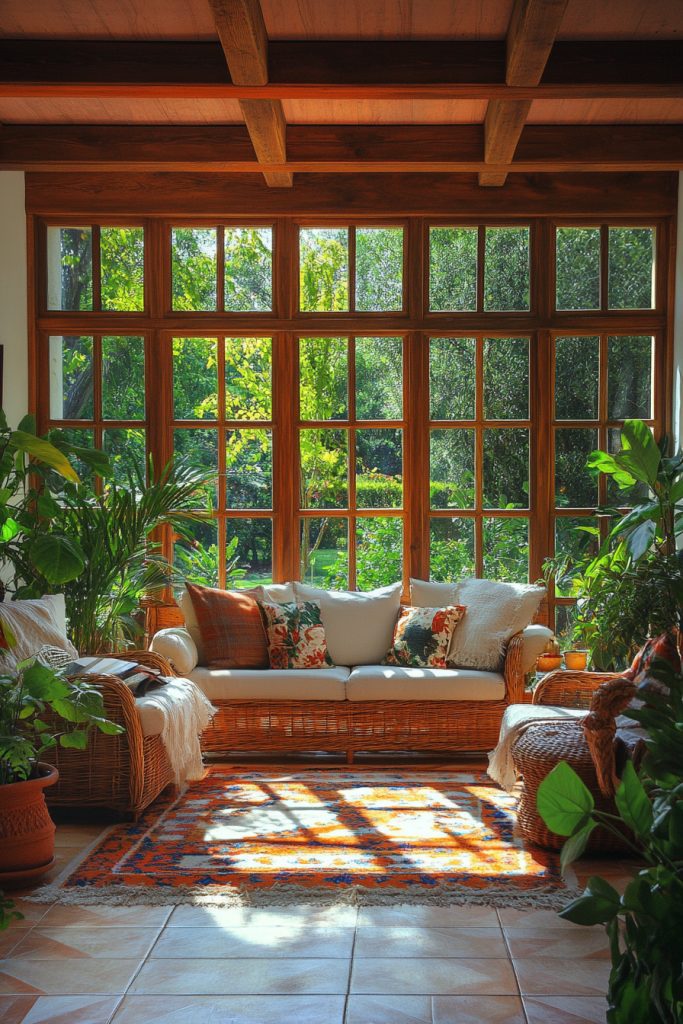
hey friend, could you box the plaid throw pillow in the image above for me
[258,600,334,670]
[185,582,268,669]
[383,605,467,669]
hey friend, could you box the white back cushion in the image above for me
[293,582,402,666]
[0,594,78,662]
[410,578,546,671]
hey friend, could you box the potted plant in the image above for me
[536,656,683,1024]
[0,635,123,885]
[546,420,683,670]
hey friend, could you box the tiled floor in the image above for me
[0,769,636,1024]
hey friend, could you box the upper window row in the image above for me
[46,223,656,315]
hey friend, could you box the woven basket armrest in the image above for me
[533,670,618,708]
[583,675,638,798]
[503,632,527,704]
[99,648,177,676]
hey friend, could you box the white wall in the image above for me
[0,171,28,428]
[674,172,683,450]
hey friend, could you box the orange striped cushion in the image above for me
[185,583,268,669]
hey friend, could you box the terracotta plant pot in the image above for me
[537,653,563,672]
[0,763,59,887]
[564,650,589,671]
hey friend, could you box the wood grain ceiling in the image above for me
[0,0,681,187]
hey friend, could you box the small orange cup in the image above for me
[564,650,588,671]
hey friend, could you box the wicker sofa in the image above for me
[149,581,552,760]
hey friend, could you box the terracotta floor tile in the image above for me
[2,902,52,925]
[166,904,358,929]
[21,995,121,1024]
[111,993,346,1023]
[351,957,517,996]
[504,929,609,960]
[355,926,507,959]
[0,994,37,1024]
[0,930,28,958]
[38,906,171,929]
[357,905,500,929]
[497,909,600,932]
[10,928,160,960]
[524,994,609,1023]
[0,959,141,996]
[129,957,350,995]
[432,995,526,1024]
[151,924,354,959]
[513,957,611,996]
[345,994,433,1023]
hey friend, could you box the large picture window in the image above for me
[36,212,670,628]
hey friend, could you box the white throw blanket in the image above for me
[137,678,216,786]
[487,703,588,792]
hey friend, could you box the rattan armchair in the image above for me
[46,649,178,819]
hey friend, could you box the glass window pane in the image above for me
[300,517,348,587]
[483,336,529,419]
[429,337,475,420]
[100,227,144,311]
[429,517,475,581]
[554,428,598,508]
[224,227,272,312]
[356,429,402,509]
[173,337,218,420]
[555,336,599,420]
[229,518,273,587]
[299,337,348,420]
[355,227,403,312]
[430,429,475,509]
[173,428,218,505]
[429,227,477,312]
[49,427,95,483]
[299,228,349,312]
[607,427,650,506]
[172,228,217,311]
[555,602,578,645]
[483,518,529,582]
[607,335,653,420]
[356,517,403,590]
[300,429,348,509]
[225,337,272,421]
[355,337,403,420]
[47,227,93,311]
[226,429,272,510]
[102,336,145,420]
[483,429,529,509]
[554,517,599,597]
[49,335,93,420]
[102,428,146,482]
[608,227,655,309]
[174,517,219,588]
[556,228,600,310]
[484,227,530,311]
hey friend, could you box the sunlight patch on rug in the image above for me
[31,767,577,908]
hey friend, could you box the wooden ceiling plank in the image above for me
[208,0,292,187]
[480,0,568,187]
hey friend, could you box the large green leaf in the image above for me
[537,761,595,836]
[29,534,86,584]
[625,520,657,561]
[616,420,661,487]
[615,762,652,838]
[560,821,597,875]
[22,663,71,701]
[10,431,80,483]
[559,876,622,925]
[587,449,636,488]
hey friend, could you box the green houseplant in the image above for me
[536,657,683,1024]
[547,420,683,670]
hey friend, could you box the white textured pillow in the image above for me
[293,582,402,666]
[410,578,546,671]
[150,627,199,676]
[0,595,78,664]
[262,582,296,604]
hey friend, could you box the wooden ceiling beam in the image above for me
[480,0,568,187]
[1,40,681,100]
[208,0,292,187]
[3,124,682,173]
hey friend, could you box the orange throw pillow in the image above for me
[185,583,268,668]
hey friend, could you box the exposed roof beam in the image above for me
[1,40,681,100]
[208,0,292,187]
[480,0,569,187]
[2,124,682,173]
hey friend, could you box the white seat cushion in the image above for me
[293,582,401,666]
[188,665,350,701]
[346,665,506,702]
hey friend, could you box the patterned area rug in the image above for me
[32,767,576,908]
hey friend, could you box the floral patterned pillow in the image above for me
[258,600,334,669]
[383,605,467,668]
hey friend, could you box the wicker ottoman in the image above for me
[512,719,629,853]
